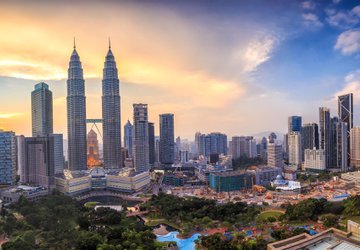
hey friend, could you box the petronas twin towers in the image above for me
[67,40,121,170]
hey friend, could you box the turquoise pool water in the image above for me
[156,231,201,250]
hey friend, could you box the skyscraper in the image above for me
[102,42,122,169]
[124,120,133,157]
[260,136,268,160]
[24,136,55,190]
[283,134,288,160]
[330,117,339,167]
[302,123,319,151]
[268,132,277,143]
[267,143,283,168]
[16,135,25,181]
[231,136,246,159]
[319,107,331,168]
[133,104,149,172]
[288,132,301,168]
[288,116,302,133]
[175,136,181,161]
[304,149,326,172]
[87,129,100,168]
[336,121,348,171]
[0,130,16,185]
[148,122,155,165]
[159,113,175,165]
[51,134,64,174]
[32,82,53,137]
[338,93,353,166]
[67,42,87,171]
[195,132,206,156]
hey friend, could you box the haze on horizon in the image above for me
[1,0,360,140]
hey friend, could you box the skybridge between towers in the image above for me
[86,119,103,139]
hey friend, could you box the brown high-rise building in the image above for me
[87,129,100,168]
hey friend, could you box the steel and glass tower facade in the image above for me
[67,43,87,171]
[124,120,133,158]
[102,43,122,169]
[159,114,175,165]
[148,122,155,165]
[338,93,353,166]
[288,116,302,133]
[31,82,53,137]
[133,104,149,172]
[319,107,331,168]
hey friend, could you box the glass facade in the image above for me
[0,131,16,185]
[102,47,122,169]
[67,47,87,171]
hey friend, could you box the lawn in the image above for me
[84,201,100,209]
[257,210,284,221]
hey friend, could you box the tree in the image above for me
[267,216,276,223]
[75,231,102,250]
[321,214,339,228]
[343,196,360,216]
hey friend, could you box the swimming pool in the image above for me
[156,231,202,250]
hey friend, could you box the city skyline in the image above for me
[3,1,360,140]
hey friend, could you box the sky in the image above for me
[1,0,360,140]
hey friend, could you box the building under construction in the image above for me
[209,170,254,192]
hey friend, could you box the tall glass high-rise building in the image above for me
[148,122,155,165]
[51,133,64,174]
[124,120,133,158]
[302,123,319,151]
[319,107,331,168]
[0,130,16,185]
[159,114,175,165]
[288,116,302,133]
[67,43,87,171]
[338,93,353,166]
[102,43,122,169]
[133,104,149,172]
[31,82,53,137]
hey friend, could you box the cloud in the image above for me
[0,60,66,80]
[241,35,278,72]
[302,13,323,28]
[0,113,23,119]
[333,0,341,3]
[334,29,360,55]
[0,1,286,139]
[302,1,315,10]
[326,5,360,29]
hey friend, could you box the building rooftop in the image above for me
[211,170,249,177]
[267,228,360,250]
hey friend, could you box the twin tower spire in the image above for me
[67,39,121,171]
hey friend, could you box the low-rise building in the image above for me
[271,175,301,193]
[267,227,360,250]
[209,170,254,192]
[1,185,48,203]
[107,169,150,193]
[247,165,282,186]
[342,171,360,185]
[55,167,150,196]
[283,168,297,180]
